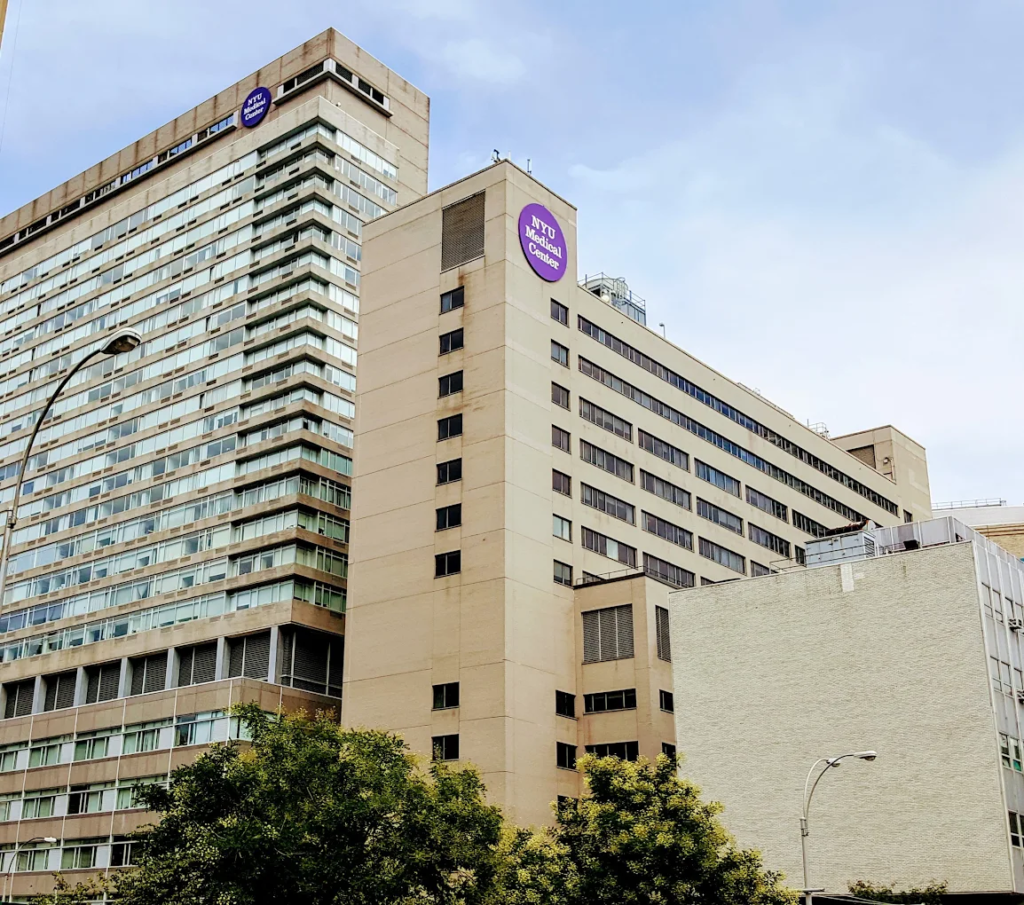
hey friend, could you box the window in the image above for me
[433,682,460,710]
[643,512,693,550]
[904,510,914,523]
[553,470,571,496]
[439,371,464,397]
[552,383,570,409]
[556,690,576,718]
[696,498,743,534]
[28,738,66,767]
[67,782,114,816]
[659,690,674,712]
[580,440,633,482]
[552,425,571,452]
[22,788,59,819]
[439,328,464,355]
[74,730,114,762]
[551,340,569,367]
[436,504,462,531]
[440,286,465,313]
[432,734,459,761]
[585,741,639,761]
[640,470,690,509]
[1000,733,1023,771]
[1011,811,1022,848]
[747,487,788,522]
[438,414,463,441]
[554,560,573,586]
[751,562,772,577]
[110,836,136,868]
[553,515,572,541]
[435,551,461,577]
[695,461,741,497]
[662,742,677,758]
[793,512,828,538]
[123,719,171,755]
[749,524,791,558]
[581,483,635,524]
[584,688,637,713]
[582,604,634,662]
[551,299,568,326]
[638,429,688,470]
[582,527,637,567]
[557,742,577,770]
[698,538,745,574]
[701,577,718,586]
[437,458,462,485]
[643,554,695,589]
[579,399,631,440]
[795,546,806,566]
[655,605,671,661]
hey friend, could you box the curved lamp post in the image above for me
[800,750,877,905]
[0,330,141,609]
[4,836,58,902]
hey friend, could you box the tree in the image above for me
[491,753,796,905]
[848,880,949,904]
[110,704,504,905]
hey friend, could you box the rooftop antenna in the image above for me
[491,149,500,163]
[658,323,666,338]
[526,158,532,174]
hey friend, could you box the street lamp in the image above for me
[4,836,58,902]
[0,329,141,608]
[800,750,877,905]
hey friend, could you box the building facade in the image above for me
[938,501,1024,560]
[0,30,427,899]
[669,517,1024,898]
[344,161,931,826]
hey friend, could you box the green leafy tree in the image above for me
[110,704,504,905]
[848,880,949,903]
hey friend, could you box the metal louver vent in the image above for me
[582,604,634,663]
[44,672,76,712]
[145,652,167,693]
[228,632,271,680]
[4,679,34,719]
[655,606,671,662]
[440,193,485,271]
[190,643,218,686]
[86,662,122,704]
[280,627,342,698]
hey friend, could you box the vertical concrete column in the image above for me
[30,675,44,714]
[165,648,179,691]
[267,626,281,684]
[215,637,228,682]
[117,658,130,699]
[73,666,88,707]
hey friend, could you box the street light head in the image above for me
[42,836,57,844]
[100,329,142,356]
[855,750,878,762]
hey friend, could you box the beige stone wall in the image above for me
[669,542,1013,894]
[832,426,932,522]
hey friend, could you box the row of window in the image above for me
[0,774,167,823]
[433,683,674,719]
[556,741,675,770]
[0,834,137,873]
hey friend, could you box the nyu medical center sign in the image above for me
[241,87,272,128]
[518,203,566,282]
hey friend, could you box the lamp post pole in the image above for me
[800,750,877,905]
[4,836,58,903]
[0,331,141,610]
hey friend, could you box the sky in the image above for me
[0,0,1021,506]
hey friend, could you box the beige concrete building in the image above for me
[669,517,1024,899]
[0,30,427,899]
[344,161,932,827]
[938,501,1024,560]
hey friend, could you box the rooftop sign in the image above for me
[518,203,565,282]
[241,87,272,128]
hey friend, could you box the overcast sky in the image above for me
[0,0,1021,507]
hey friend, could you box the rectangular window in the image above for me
[432,682,460,710]
[552,383,570,409]
[747,487,788,522]
[439,371,464,397]
[580,440,633,482]
[438,414,463,441]
[582,526,637,567]
[581,483,635,524]
[551,299,569,326]
[582,604,635,662]
[553,515,572,541]
[440,286,465,313]
[585,741,639,761]
[793,512,829,538]
[640,470,690,509]
[696,498,743,534]
[439,328,464,355]
[553,470,571,496]
[751,562,772,577]
[655,605,671,661]
[638,429,689,470]
[432,734,459,761]
[437,458,462,485]
[662,742,677,758]
[659,690,674,713]
[436,504,462,531]
[643,553,695,589]
[435,551,461,577]
[554,560,573,586]
[583,688,637,713]
[904,510,914,523]
[795,546,806,565]
[695,461,741,497]
[1011,811,1022,848]
[555,690,576,718]
[749,524,791,558]
[557,741,577,770]
[551,340,569,367]
[579,399,632,441]
[699,537,746,574]
[643,511,693,550]
[552,425,571,452]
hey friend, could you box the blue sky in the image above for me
[1,0,1022,506]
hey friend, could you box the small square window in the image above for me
[659,689,674,713]
[551,382,569,409]
[439,371,464,397]
[433,682,460,709]
[432,734,460,761]
[440,329,464,355]
[440,287,465,313]
[554,560,573,586]
[662,742,677,759]
[436,504,462,531]
[551,299,568,326]
[435,551,461,577]
[553,470,571,496]
[552,425,570,453]
[553,515,572,542]
[438,414,463,441]
[556,741,577,770]
[551,340,569,367]
[437,458,462,485]
[555,690,576,718]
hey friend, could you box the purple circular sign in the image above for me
[241,87,272,128]
[518,203,566,282]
